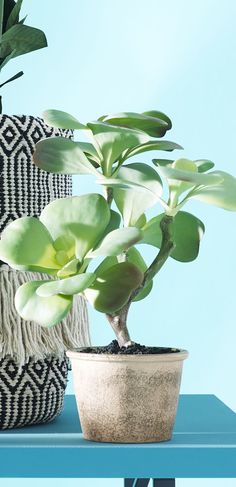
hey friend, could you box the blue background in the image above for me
[2,0,236,485]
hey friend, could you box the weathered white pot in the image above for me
[67,348,188,443]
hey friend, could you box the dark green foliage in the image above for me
[0,0,47,111]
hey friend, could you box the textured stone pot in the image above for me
[67,348,188,443]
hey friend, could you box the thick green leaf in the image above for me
[85,159,100,169]
[141,211,205,262]
[6,0,23,30]
[188,171,236,211]
[132,279,152,301]
[75,142,101,165]
[37,273,96,297]
[43,110,87,130]
[33,137,98,176]
[103,210,121,236]
[1,0,14,34]
[53,234,75,254]
[99,111,169,138]
[57,258,80,278]
[142,110,172,131]
[40,194,110,261]
[94,256,118,276]
[135,213,147,229]
[126,247,153,301]
[153,158,174,167]
[0,0,4,39]
[154,158,214,173]
[113,163,162,226]
[98,176,146,191]
[15,281,72,327]
[84,262,143,313]
[85,208,121,257]
[0,0,4,40]
[166,158,199,202]
[153,158,216,201]
[125,141,183,160]
[157,162,223,187]
[88,227,142,257]
[87,121,148,176]
[0,49,15,68]
[1,23,47,59]
[94,249,152,301]
[126,247,147,271]
[195,159,215,173]
[18,14,27,25]
[0,217,59,271]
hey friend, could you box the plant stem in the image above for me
[106,303,132,347]
[105,215,175,347]
[167,189,179,210]
[0,71,24,114]
[0,71,24,89]
[103,186,113,206]
[145,215,175,283]
[130,214,175,301]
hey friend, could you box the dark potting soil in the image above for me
[78,340,180,355]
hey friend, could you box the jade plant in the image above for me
[1,109,236,347]
[0,0,47,112]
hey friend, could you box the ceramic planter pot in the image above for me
[67,348,188,443]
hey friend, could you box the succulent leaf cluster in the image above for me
[1,109,236,328]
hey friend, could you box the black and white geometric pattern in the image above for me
[0,355,69,429]
[0,115,74,429]
[0,115,73,233]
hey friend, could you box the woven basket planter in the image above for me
[0,115,90,429]
[0,355,68,430]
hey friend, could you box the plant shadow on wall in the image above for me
[1,109,236,442]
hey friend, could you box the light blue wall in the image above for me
[3,0,236,485]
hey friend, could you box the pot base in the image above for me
[83,433,172,444]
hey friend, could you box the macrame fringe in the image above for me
[0,265,91,365]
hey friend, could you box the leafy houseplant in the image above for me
[0,1,90,431]
[0,0,47,112]
[1,109,236,441]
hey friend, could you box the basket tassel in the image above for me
[0,265,91,365]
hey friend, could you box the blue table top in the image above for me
[0,394,236,478]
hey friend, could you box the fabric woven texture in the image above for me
[0,114,72,232]
[0,115,90,429]
[0,355,69,429]
[0,265,90,365]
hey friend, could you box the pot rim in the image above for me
[66,348,189,363]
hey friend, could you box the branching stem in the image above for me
[105,214,175,347]
[106,303,133,347]
[103,186,113,206]
[142,215,175,286]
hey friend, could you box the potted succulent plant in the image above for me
[0,1,90,430]
[1,108,236,441]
